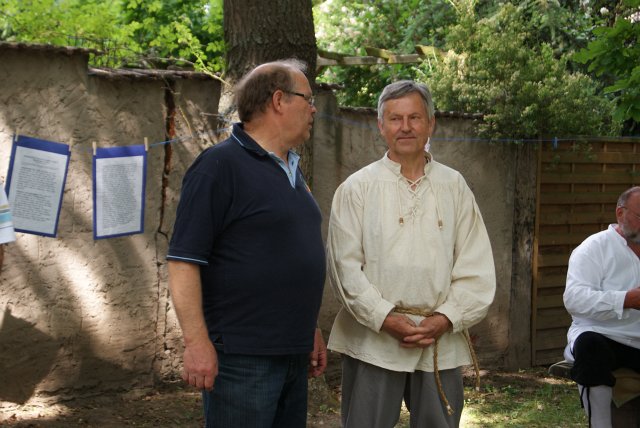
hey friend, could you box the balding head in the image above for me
[617,186,640,208]
[234,59,308,122]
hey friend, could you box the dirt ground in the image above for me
[0,376,342,428]
[0,368,556,428]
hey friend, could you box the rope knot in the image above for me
[393,306,482,416]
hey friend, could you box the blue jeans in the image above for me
[203,352,308,428]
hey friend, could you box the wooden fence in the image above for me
[532,137,640,365]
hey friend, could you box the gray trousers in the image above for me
[341,355,464,428]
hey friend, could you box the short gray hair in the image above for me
[617,186,640,207]
[377,80,435,121]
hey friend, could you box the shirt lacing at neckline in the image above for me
[397,174,443,229]
[397,175,424,226]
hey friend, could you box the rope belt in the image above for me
[394,306,481,416]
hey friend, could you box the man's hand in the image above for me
[382,313,434,348]
[381,313,426,342]
[182,338,218,391]
[401,313,451,348]
[309,328,327,378]
[382,312,452,348]
[169,261,217,391]
[624,287,640,309]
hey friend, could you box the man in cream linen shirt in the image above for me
[563,186,640,428]
[327,80,496,428]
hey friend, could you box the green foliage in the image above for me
[313,0,605,112]
[573,0,640,122]
[0,0,225,72]
[0,0,136,54]
[121,0,225,71]
[313,0,457,107]
[512,0,602,56]
[422,3,620,141]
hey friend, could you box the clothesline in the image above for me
[12,111,640,154]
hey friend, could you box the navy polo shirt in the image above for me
[167,123,326,355]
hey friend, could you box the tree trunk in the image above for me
[223,0,317,82]
[223,0,317,181]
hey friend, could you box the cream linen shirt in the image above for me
[563,224,640,361]
[327,153,496,372]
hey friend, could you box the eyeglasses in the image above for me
[284,90,315,107]
[621,206,640,220]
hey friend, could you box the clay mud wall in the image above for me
[0,43,533,407]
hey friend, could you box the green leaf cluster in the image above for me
[315,1,621,140]
[422,3,620,140]
[0,0,224,72]
[574,0,640,122]
[121,0,224,71]
[0,0,135,52]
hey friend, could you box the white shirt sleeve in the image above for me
[564,232,627,321]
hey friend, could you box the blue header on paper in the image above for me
[95,145,146,159]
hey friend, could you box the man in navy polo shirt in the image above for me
[167,59,326,428]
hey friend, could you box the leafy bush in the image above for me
[421,3,620,141]
[0,0,225,71]
[573,0,640,123]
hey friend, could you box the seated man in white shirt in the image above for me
[564,186,640,428]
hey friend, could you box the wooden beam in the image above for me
[415,44,443,57]
[317,49,349,61]
[364,46,395,59]
[316,46,432,70]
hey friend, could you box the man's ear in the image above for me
[271,89,286,113]
[616,205,625,223]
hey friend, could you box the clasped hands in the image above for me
[381,312,451,348]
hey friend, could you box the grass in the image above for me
[393,367,586,427]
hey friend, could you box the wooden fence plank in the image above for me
[535,273,567,289]
[541,172,640,185]
[540,192,621,205]
[540,151,640,164]
[538,233,591,246]
[537,254,570,268]
[536,294,564,309]
[536,311,571,329]
[539,211,616,225]
[535,328,568,350]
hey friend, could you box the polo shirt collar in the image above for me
[230,122,269,156]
